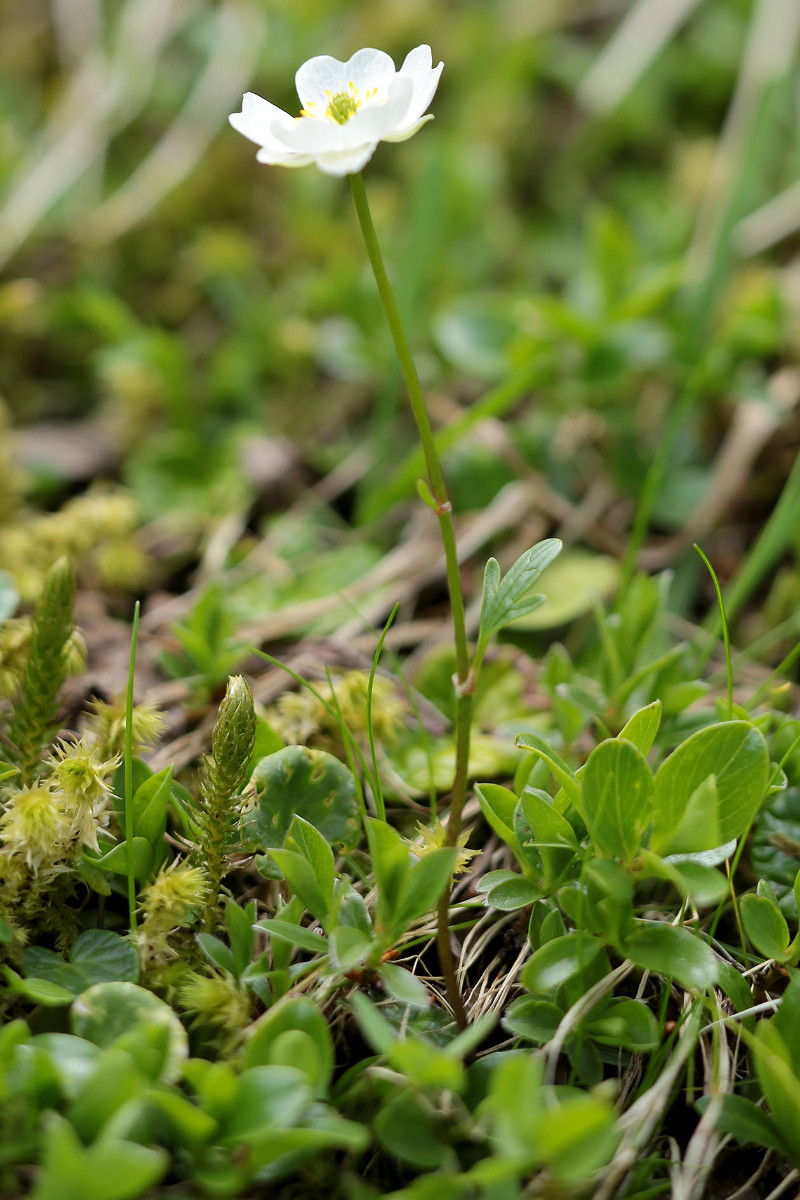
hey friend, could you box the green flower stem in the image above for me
[350,170,472,1027]
[124,601,140,933]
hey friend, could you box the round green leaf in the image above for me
[244,746,360,853]
[71,982,187,1082]
[70,930,140,986]
[653,721,769,853]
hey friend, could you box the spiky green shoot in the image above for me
[4,557,76,785]
[193,676,256,931]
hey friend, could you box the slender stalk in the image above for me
[124,600,140,933]
[350,170,472,1026]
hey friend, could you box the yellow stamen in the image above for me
[325,88,361,124]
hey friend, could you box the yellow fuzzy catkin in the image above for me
[86,695,165,761]
[47,738,119,853]
[136,861,209,970]
[0,486,146,603]
[178,971,251,1053]
[271,669,406,746]
[0,785,71,870]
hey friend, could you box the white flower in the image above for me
[229,45,443,177]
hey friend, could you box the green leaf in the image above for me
[585,998,659,1051]
[366,819,410,930]
[533,1094,618,1183]
[69,931,140,987]
[70,982,187,1083]
[0,760,20,784]
[31,1034,100,1099]
[771,974,800,1077]
[751,1023,800,1163]
[517,788,578,884]
[521,933,605,994]
[479,539,562,642]
[257,919,328,956]
[375,1091,449,1168]
[392,848,457,936]
[66,1046,143,1142]
[581,738,654,861]
[378,963,431,1010]
[350,991,396,1054]
[515,733,582,810]
[695,1093,789,1155]
[22,947,86,994]
[618,700,662,756]
[196,933,237,975]
[657,776,722,856]
[328,926,370,971]
[475,783,520,854]
[653,721,769,853]
[503,997,563,1043]
[741,891,791,962]
[90,837,152,883]
[220,1066,312,1144]
[225,900,256,978]
[244,996,334,1095]
[505,550,619,631]
[636,851,729,908]
[480,872,544,912]
[4,968,75,1007]
[244,746,360,853]
[269,848,333,928]
[30,1113,168,1200]
[145,1087,218,1152]
[285,817,336,908]
[583,858,634,945]
[716,960,756,1020]
[622,923,718,990]
[132,765,172,851]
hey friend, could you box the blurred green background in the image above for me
[2,0,800,643]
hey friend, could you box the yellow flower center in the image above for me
[301,83,382,124]
[326,83,360,124]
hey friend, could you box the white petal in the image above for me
[255,145,315,168]
[272,77,413,155]
[392,45,443,133]
[382,113,434,143]
[313,142,380,176]
[295,47,396,109]
[229,92,295,154]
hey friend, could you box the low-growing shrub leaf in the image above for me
[503,997,563,1042]
[586,998,659,1051]
[70,983,187,1083]
[582,738,654,861]
[653,721,769,853]
[622,923,718,990]
[618,700,661,756]
[695,1093,789,1155]
[521,933,605,993]
[515,733,582,810]
[741,892,791,962]
[378,963,430,1009]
